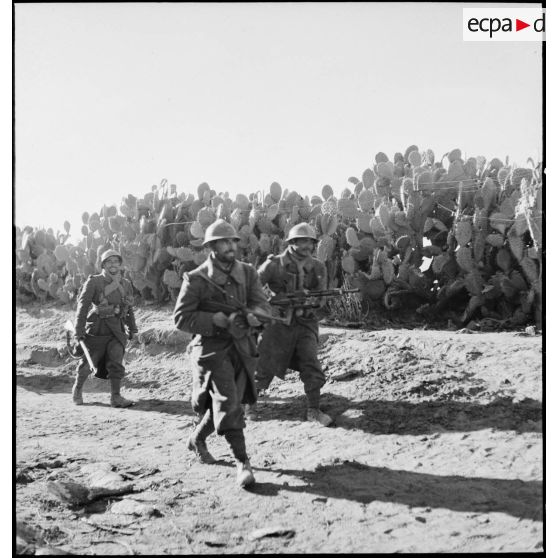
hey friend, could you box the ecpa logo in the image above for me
[463,8,545,42]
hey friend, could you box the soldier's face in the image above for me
[103,257,122,275]
[213,239,238,263]
[292,238,315,257]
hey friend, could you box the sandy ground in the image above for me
[15,303,543,554]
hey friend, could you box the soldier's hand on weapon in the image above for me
[212,312,229,329]
[245,313,262,327]
[74,334,85,342]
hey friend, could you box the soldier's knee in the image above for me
[76,362,92,378]
[106,362,125,380]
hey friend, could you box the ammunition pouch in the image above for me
[92,304,122,319]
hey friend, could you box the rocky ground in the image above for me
[15,302,543,554]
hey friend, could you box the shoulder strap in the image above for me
[195,269,242,309]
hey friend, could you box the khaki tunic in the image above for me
[173,255,271,434]
[255,249,327,392]
[74,273,137,380]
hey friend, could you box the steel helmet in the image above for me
[203,219,241,246]
[100,249,123,266]
[286,223,317,242]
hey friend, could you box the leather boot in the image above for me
[187,437,217,464]
[236,459,255,488]
[72,370,89,405]
[306,408,333,427]
[110,378,134,408]
[188,410,217,463]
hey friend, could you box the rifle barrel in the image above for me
[199,300,288,325]
[276,288,360,301]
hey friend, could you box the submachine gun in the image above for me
[269,288,360,322]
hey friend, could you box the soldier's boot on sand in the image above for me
[305,388,333,426]
[188,411,217,464]
[236,459,255,488]
[306,408,334,427]
[187,437,217,464]
[224,429,254,487]
[71,370,89,405]
[110,378,134,408]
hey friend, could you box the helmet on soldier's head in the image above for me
[286,223,317,242]
[203,219,241,246]
[100,249,123,266]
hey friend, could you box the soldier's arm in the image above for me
[173,274,219,336]
[75,276,95,338]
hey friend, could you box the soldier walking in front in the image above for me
[71,249,137,408]
[250,222,333,426]
[173,219,271,488]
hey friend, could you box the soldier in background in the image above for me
[173,219,271,488]
[72,249,138,407]
[249,223,333,427]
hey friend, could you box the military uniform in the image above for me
[255,246,327,407]
[71,248,138,408]
[74,272,137,381]
[174,250,271,477]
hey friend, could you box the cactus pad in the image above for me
[321,184,334,200]
[455,221,472,247]
[345,227,360,247]
[316,235,335,262]
[455,246,474,273]
[408,151,422,167]
[341,254,356,274]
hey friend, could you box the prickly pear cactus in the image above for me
[16,149,542,328]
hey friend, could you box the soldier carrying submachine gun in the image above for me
[247,222,359,426]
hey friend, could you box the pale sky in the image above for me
[14,2,543,235]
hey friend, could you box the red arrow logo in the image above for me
[516,19,530,31]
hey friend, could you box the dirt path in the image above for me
[16,304,543,554]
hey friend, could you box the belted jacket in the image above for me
[173,255,271,409]
[258,248,327,323]
[75,272,137,348]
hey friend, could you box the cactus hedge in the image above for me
[15,149,543,330]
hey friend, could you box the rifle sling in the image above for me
[195,270,244,311]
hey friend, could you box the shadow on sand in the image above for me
[250,392,542,434]
[247,461,542,522]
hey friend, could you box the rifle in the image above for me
[194,270,289,335]
[198,300,289,338]
[270,288,360,310]
[64,320,98,376]
[268,288,361,323]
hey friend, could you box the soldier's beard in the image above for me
[215,252,235,264]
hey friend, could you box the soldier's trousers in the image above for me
[255,321,325,404]
[75,335,126,380]
[192,348,249,462]
[202,348,248,435]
